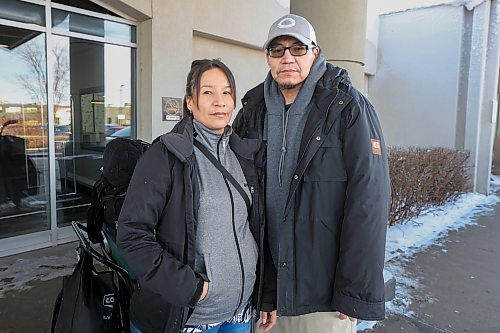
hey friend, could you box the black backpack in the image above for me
[87,137,150,244]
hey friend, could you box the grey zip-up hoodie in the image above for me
[264,52,327,266]
[186,120,258,325]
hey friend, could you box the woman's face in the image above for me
[186,68,235,133]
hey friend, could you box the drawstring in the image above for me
[278,107,290,187]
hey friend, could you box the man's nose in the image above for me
[281,48,295,62]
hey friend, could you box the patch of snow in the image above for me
[383,269,394,282]
[384,263,420,315]
[491,174,500,192]
[358,320,378,331]
[385,192,499,261]
[361,175,499,330]
[0,251,77,297]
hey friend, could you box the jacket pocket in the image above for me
[294,217,338,307]
[195,253,214,306]
[130,286,180,332]
[194,252,240,318]
[303,140,346,182]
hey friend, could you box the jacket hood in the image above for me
[314,49,351,91]
[319,62,351,91]
[159,116,261,162]
[241,59,352,108]
[159,116,194,162]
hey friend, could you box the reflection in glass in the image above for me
[51,0,117,16]
[51,36,134,227]
[52,9,136,43]
[0,3,136,242]
[0,27,50,238]
[0,0,45,27]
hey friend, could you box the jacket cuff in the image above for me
[260,302,276,312]
[332,290,385,321]
[188,274,208,307]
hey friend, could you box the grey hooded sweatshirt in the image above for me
[264,52,327,266]
[186,120,258,325]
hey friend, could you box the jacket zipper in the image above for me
[295,98,337,173]
[282,98,338,219]
[217,138,245,317]
[250,181,266,313]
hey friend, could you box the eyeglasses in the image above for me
[266,45,315,58]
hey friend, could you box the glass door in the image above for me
[0,26,51,238]
[50,35,134,227]
[0,0,136,254]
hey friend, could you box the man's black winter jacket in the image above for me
[233,64,391,321]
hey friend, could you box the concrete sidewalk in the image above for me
[1,197,499,332]
[369,198,500,333]
[0,242,78,333]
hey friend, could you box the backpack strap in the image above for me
[193,140,251,213]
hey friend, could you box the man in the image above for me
[233,14,391,332]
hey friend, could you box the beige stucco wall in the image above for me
[145,0,195,141]
[104,0,287,141]
[368,2,499,194]
[94,0,152,20]
[368,5,464,148]
[192,1,286,48]
[192,35,269,119]
[291,0,367,92]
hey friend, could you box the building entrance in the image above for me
[0,0,137,256]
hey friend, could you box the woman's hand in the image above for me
[198,282,209,302]
[259,310,277,331]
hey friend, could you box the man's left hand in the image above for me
[259,310,277,331]
[338,312,357,322]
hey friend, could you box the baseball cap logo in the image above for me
[277,17,296,29]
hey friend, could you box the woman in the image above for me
[117,59,276,333]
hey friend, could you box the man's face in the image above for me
[266,36,319,92]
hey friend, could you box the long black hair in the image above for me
[182,59,236,117]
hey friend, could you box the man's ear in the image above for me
[313,46,320,59]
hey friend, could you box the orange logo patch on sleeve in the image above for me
[371,139,381,155]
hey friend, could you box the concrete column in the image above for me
[136,0,195,142]
[464,1,494,194]
[137,19,153,141]
[493,75,500,175]
[290,0,367,92]
[477,0,499,193]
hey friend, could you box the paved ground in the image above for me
[0,242,78,333]
[368,199,500,333]
[0,197,499,332]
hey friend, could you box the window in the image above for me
[0,0,137,244]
